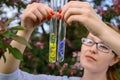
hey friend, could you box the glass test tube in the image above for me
[57,0,68,62]
[49,0,58,63]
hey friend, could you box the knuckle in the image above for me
[83,9,91,18]
[69,1,76,5]
[84,2,91,7]
[69,1,74,3]
[32,2,37,4]
[67,8,72,13]
[27,4,31,8]
[70,1,77,5]
[85,9,91,15]
[32,2,41,8]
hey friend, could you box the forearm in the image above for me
[99,25,120,56]
[0,2,53,74]
[92,22,120,56]
[0,30,33,74]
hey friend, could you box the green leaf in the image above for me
[9,26,27,30]
[4,32,32,49]
[0,36,4,40]
[2,55,6,63]
[0,0,2,3]
[4,18,14,27]
[4,31,11,38]
[0,43,7,63]
[0,42,4,48]
[8,45,23,61]
[10,33,32,49]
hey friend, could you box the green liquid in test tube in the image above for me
[49,0,58,63]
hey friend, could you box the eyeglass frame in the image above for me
[81,37,117,56]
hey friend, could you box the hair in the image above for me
[105,22,120,80]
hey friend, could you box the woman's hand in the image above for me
[60,1,120,56]
[21,2,54,31]
[61,1,105,34]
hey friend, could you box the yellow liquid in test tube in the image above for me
[49,33,57,63]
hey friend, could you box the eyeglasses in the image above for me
[81,37,116,55]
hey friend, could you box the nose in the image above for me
[89,44,98,54]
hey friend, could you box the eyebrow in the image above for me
[87,36,105,44]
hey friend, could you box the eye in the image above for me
[82,38,94,46]
[98,43,109,51]
[87,39,94,44]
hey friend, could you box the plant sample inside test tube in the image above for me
[49,0,68,63]
[49,33,57,63]
[57,0,68,62]
[49,0,57,63]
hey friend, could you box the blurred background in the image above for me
[0,0,120,77]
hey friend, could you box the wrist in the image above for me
[88,20,107,37]
[16,30,33,41]
[21,21,35,32]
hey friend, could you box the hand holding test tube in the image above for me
[49,0,68,63]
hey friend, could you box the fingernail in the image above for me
[59,9,62,14]
[47,16,51,20]
[50,10,55,15]
[64,20,69,25]
[58,14,63,19]
[41,18,46,23]
[64,20,69,26]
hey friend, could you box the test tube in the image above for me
[49,0,58,63]
[57,0,68,62]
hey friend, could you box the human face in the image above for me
[80,33,118,73]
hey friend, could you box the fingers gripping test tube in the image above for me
[49,0,68,63]
[49,0,58,63]
[57,0,68,62]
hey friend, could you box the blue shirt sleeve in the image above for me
[0,69,80,80]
